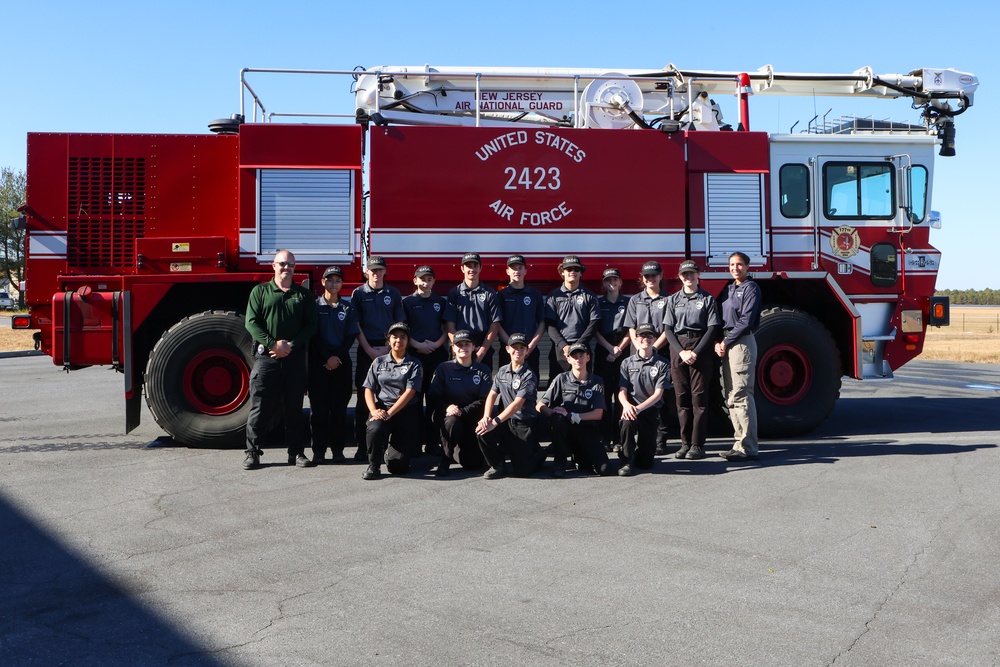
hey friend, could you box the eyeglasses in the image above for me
[274,261,295,268]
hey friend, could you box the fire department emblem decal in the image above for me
[584,389,593,399]
[383,295,392,305]
[433,303,441,312]
[338,311,346,321]
[524,296,531,306]
[473,375,481,385]
[576,296,584,305]
[831,226,861,259]
[650,367,658,378]
[512,377,521,390]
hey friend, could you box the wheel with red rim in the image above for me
[145,311,254,447]
[753,307,841,437]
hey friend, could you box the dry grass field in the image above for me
[922,306,1000,364]
[3,306,998,364]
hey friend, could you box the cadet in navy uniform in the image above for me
[444,252,502,367]
[544,255,600,384]
[427,330,493,476]
[361,322,423,480]
[476,333,545,479]
[663,260,722,460]
[623,259,675,452]
[594,267,632,450]
[497,254,545,378]
[403,265,449,454]
[308,266,359,464]
[352,255,406,459]
[617,323,672,475]
[715,251,763,461]
[537,343,613,477]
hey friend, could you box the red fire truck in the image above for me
[12,64,976,447]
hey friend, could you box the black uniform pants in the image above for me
[308,357,352,458]
[413,347,448,448]
[354,340,384,448]
[670,337,716,448]
[548,413,610,474]
[366,404,421,474]
[246,352,309,459]
[620,407,659,469]
[478,419,543,476]
[437,410,486,470]
[594,348,627,445]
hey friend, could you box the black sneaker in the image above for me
[434,459,452,477]
[687,445,706,460]
[362,464,381,480]
[295,454,316,468]
[243,450,261,470]
[675,445,691,459]
[330,449,347,463]
[618,463,636,476]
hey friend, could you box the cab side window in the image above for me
[779,164,810,218]
[823,162,894,219]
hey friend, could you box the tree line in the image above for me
[935,289,1000,305]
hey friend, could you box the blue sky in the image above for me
[3,0,996,289]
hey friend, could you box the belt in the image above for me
[676,330,702,338]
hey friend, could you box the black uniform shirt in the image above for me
[598,294,631,338]
[719,279,762,346]
[663,288,722,333]
[428,359,493,412]
[351,283,405,341]
[545,285,600,346]
[492,364,539,421]
[498,285,545,337]
[619,352,672,407]
[444,282,502,335]
[403,291,447,343]
[624,290,668,334]
[363,353,423,408]
[541,371,606,414]
[312,296,359,363]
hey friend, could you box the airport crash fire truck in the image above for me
[12,63,977,446]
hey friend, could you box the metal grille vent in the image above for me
[67,157,146,270]
[704,173,765,266]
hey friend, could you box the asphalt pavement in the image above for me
[1,355,998,666]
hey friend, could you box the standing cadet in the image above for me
[623,259,675,452]
[403,265,449,455]
[537,343,613,477]
[594,267,631,450]
[243,250,318,470]
[309,266,359,464]
[427,330,493,476]
[617,323,672,475]
[544,255,600,384]
[352,256,406,460]
[663,260,722,460]
[496,254,545,378]
[476,333,545,479]
[715,251,763,461]
[444,252,502,367]
[362,322,423,480]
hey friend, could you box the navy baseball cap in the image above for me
[678,259,700,274]
[453,330,475,344]
[636,323,657,337]
[367,255,387,270]
[414,265,435,277]
[507,254,527,267]
[323,266,343,278]
[641,260,662,275]
[567,342,589,355]
[462,252,482,265]
[603,268,622,280]
[387,322,409,336]
[558,255,585,272]
[507,333,528,347]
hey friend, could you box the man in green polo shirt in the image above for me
[243,250,318,470]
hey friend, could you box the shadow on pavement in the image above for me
[0,495,234,666]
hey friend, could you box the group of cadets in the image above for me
[242,249,762,478]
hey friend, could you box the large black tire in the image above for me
[753,307,841,437]
[144,311,254,448]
